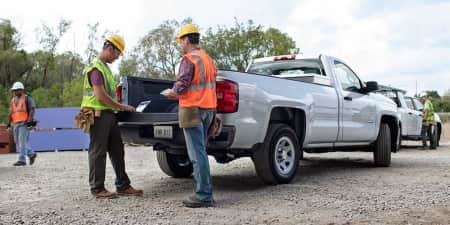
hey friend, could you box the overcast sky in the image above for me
[1,0,449,95]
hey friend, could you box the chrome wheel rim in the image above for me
[274,136,295,176]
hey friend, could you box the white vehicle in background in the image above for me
[375,86,441,148]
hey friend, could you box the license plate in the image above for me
[154,126,173,139]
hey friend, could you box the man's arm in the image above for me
[162,58,194,99]
[93,84,119,109]
[89,69,135,112]
[28,107,35,122]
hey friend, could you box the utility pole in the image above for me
[415,80,418,97]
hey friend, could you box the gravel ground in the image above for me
[1,133,450,224]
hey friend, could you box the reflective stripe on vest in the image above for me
[80,58,117,111]
[179,49,217,109]
[187,54,216,91]
[10,95,28,123]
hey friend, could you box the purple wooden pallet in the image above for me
[35,107,80,129]
[27,129,89,152]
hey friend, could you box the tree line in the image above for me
[0,18,449,124]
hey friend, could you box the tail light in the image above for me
[216,81,238,113]
[116,85,122,103]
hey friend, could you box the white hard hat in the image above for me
[11,82,24,91]
[419,92,427,98]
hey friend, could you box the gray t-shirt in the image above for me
[10,95,36,113]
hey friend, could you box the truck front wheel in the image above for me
[156,151,193,178]
[253,124,300,184]
[373,123,391,167]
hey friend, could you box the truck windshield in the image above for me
[247,59,324,76]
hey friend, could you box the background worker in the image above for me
[81,34,142,198]
[419,92,436,150]
[162,24,217,208]
[9,81,37,166]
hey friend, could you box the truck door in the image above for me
[332,61,376,142]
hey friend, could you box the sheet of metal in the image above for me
[35,107,79,129]
[28,129,89,152]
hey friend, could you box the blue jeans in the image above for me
[13,122,35,162]
[183,109,214,201]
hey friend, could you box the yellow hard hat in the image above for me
[105,34,125,56]
[176,24,200,43]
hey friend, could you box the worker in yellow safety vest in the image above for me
[80,34,143,199]
[419,92,436,150]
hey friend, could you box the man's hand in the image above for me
[161,88,179,100]
[120,104,136,112]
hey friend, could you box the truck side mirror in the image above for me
[365,81,378,93]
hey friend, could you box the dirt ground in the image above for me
[1,125,450,225]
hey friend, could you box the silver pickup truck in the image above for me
[117,54,399,184]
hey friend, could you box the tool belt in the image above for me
[75,108,96,133]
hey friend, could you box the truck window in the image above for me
[247,59,324,76]
[378,91,401,107]
[333,61,362,92]
[404,97,415,110]
[413,99,424,111]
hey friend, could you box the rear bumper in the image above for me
[119,122,236,153]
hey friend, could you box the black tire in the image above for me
[373,123,391,167]
[430,125,437,150]
[253,124,300,184]
[396,125,402,152]
[437,125,441,147]
[156,151,193,178]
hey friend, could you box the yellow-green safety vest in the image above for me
[80,58,117,110]
[423,99,435,122]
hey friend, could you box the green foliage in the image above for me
[0,19,21,50]
[202,19,299,71]
[62,77,83,107]
[120,19,192,80]
[0,19,33,89]
[31,83,63,108]
[425,90,440,99]
[2,17,318,123]
[35,18,72,87]
[0,85,10,123]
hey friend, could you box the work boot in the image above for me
[117,186,143,196]
[182,195,216,208]
[13,161,26,166]
[29,153,37,165]
[93,189,118,199]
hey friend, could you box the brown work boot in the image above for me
[93,190,118,199]
[117,186,143,196]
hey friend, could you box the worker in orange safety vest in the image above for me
[8,81,37,166]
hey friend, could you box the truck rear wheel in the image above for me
[253,124,300,184]
[373,123,391,167]
[156,151,193,178]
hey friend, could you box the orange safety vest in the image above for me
[10,95,29,123]
[179,49,217,109]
